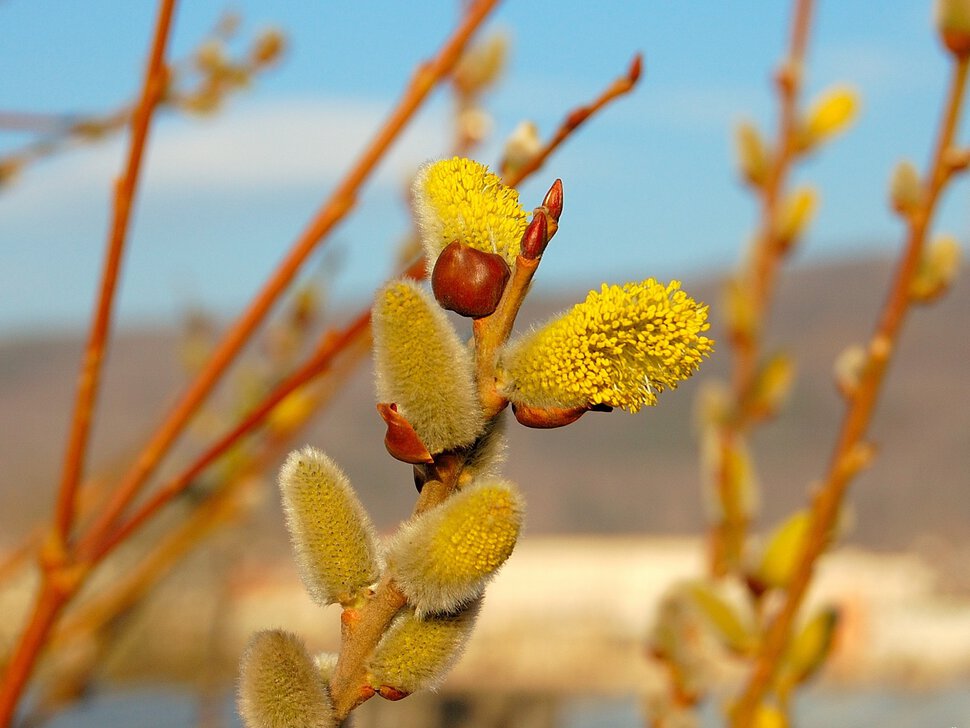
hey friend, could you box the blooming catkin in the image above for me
[497,279,713,413]
[372,280,484,453]
[238,629,336,728]
[279,447,380,606]
[367,602,480,694]
[411,157,527,268]
[388,480,523,616]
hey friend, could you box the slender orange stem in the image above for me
[55,0,177,545]
[504,53,642,188]
[75,0,501,559]
[88,308,374,562]
[83,46,641,563]
[0,4,177,724]
[730,54,970,727]
[708,0,814,577]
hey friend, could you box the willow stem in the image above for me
[730,53,970,727]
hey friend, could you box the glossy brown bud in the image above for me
[519,210,549,260]
[511,401,612,428]
[542,179,564,222]
[431,241,510,318]
[378,403,434,464]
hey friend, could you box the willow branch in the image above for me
[54,0,177,545]
[504,53,642,188]
[709,0,814,577]
[75,0,501,559]
[731,53,970,727]
[0,3,178,722]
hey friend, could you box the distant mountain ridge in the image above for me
[1,256,967,556]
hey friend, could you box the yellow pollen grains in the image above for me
[412,157,527,268]
[278,447,380,607]
[389,480,524,616]
[497,279,713,413]
[238,629,336,728]
[373,280,484,454]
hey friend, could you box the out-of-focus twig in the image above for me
[730,49,970,728]
[708,0,815,577]
[0,1,179,722]
[504,53,642,188]
[75,0,503,563]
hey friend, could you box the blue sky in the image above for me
[1,2,967,336]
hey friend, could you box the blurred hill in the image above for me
[1,256,967,555]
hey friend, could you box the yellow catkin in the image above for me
[278,447,380,606]
[801,85,859,149]
[238,629,336,728]
[411,157,527,268]
[367,603,480,694]
[372,280,484,453]
[389,480,523,616]
[498,279,713,413]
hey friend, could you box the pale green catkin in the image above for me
[389,480,523,616]
[372,280,484,454]
[279,447,380,606]
[238,629,336,728]
[367,602,480,694]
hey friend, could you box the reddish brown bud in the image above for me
[378,403,434,464]
[511,402,611,428]
[627,53,644,84]
[542,179,564,222]
[431,241,510,318]
[377,686,410,701]
[519,211,549,260]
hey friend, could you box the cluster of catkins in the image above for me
[238,158,712,728]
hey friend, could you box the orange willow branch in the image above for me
[504,52,642,187]
[0,3,178,723]
[90,307,376,562]
[709,0,814,578]
[55,0,178,545]
[737,0,813,399]
[730,54,970,728]
[75,0,501,560]
[85,49,641,563]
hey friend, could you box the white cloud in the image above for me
[0,95,449,220]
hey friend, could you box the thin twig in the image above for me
[730,53,970,727]
[0,2,178,723]
[55,0,177,545]
[75,0,502,561]
[85,49,642,563]
[709,0,814,577]
[504,53,642,188]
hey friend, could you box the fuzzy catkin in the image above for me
[238,629,336,728]
[279,447,380,606]
[372,280,484,454]
[367,602,480,694]
[389,480,523,616]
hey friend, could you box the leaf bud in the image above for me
[511,401,610,428]
[936,0,970,56]
[889,160,923,216]
[735,120,770,188]
[431,241,510,318]
[543,178,564,223]
[910,235,961,303]
[775,186,818,250]
[377,403,434,464]
[519,210,549,260]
